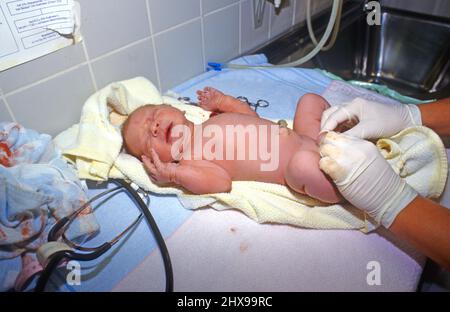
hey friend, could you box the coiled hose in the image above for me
[209,0,341,70]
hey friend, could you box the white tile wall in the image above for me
[0,0,330,136]
[241,0,271,52]
[294,0,307,24]
[204,3,240,63]
[0,44,86,94]
[154,19,204,91]
[202,0,240,14]
[0,99,13,123]
[80,0,151,58]
[270,0,295,38]
[149,0,201,34]
[7,66,95,136]
[91,38,158,88]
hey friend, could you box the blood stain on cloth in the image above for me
[0,142,13,167]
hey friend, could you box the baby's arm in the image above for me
[197,87,258,117]
[143,149,232,194]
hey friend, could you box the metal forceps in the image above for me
[236,96,269,113]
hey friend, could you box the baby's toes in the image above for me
[204,92,213,101]
[196,90,205,99]
[206,87,219,96]
[197,94,205,104]
[199,92,210,102]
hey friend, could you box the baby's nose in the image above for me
[151,121,160,136]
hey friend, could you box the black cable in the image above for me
[34,251,67,292]
[34,179,173,292]
[111,179,174,292]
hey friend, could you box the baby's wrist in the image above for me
[168,163,178,184]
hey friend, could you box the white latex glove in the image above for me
[321,98,422,139]
[319,132,418,228]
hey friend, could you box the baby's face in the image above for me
[123,104,188,162]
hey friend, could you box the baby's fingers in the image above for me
[142,155,157,172]
[151,149,160,162]
[143,158,160,182]
[151,149,166,170]
[142,154,152,167]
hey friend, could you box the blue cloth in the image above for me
[172,54,332,120]
[0,122,99,290]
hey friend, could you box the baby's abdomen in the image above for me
[214,129,314,185]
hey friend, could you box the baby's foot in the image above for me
[196,87,224,112]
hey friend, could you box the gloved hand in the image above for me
[319,132,418,228]
[320,97,422,139]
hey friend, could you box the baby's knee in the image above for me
[298,93,330,110]
[300,93,320,101]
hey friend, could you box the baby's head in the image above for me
[122,104,189,162]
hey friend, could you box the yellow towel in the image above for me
[54,77,448,232]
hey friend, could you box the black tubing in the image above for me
[35,179,173,292]
[111,179,173,292]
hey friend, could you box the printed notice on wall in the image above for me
[0,0,81,71]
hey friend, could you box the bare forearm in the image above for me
[418,97,450,137]
[389,196,450,269]
[219,95,258,117]
[173,165,232,194]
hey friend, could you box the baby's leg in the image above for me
[293,93,330,140]
[285,149,342,204]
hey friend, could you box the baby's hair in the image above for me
[121,104,158,156]
[121,117,132,155]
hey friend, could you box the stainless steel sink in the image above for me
[255,1,450,100]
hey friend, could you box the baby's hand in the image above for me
[142,149,177,185]
[196,87,224,112]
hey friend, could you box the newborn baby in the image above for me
[122,87,341,203]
